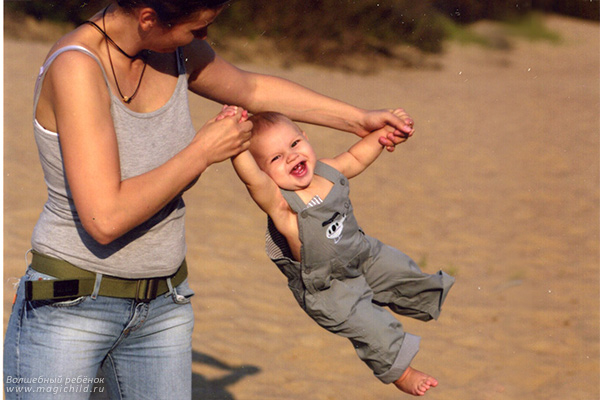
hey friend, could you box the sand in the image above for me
[3,14,599,400]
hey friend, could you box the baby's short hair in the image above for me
[248,112,303,161]
[249,112,297,136]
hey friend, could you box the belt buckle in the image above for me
[135,278,160,303]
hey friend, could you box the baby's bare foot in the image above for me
[393,367,438,396]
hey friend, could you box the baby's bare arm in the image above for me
[327,126,391,179]
[328,109,410,179]
[231,151,284,216]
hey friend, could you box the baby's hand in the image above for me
[379,108,413,151]
[216,105,249,123]
[392,108,413,128]
[196,105,253,166]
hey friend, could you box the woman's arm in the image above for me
[47,51,252,244]
[184,40,414,145]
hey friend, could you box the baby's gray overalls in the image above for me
[266,161,454,383]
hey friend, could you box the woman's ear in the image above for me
[138,7,159,31]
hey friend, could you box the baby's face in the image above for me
[250,122,317,191]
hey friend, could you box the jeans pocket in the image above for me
[171,279,194,304]
[49,296,87,308]
[25,267,88,308]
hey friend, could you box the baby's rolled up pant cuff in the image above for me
[375,333,421,384]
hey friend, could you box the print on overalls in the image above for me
[322,212,346,244]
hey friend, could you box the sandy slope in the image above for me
[4,15,599,400]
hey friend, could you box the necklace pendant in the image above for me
[123,96,131,103]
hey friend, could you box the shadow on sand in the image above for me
[191,351,261,399]
[90,350,261,399]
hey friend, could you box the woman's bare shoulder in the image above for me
[43,24,104,64]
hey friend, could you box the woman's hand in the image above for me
[359,108,415,152]
[193,106,253,167]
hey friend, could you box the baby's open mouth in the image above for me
[291,161,307,176]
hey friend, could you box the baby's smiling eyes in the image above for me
[270,140,302,163]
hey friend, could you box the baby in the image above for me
[228,107,454,396]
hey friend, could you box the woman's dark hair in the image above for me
[116,0,231,25]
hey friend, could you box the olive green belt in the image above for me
[25,251,187,302]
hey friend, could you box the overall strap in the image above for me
[314,160,342,183]
[279,189,306,213]
[279,160,342,212]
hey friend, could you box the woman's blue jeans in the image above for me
[4,267,195,399]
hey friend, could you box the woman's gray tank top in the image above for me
[31,45,196,278]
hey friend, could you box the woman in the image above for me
[4,1,414,398]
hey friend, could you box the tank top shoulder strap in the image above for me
[175,47,186,75]
[33,45,110,115]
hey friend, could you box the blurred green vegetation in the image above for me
[503,12,562,42]
[432,0,599,22]
[4,0,598,68]
[4,0,109,24]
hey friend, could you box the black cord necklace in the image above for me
[84,6,148,103]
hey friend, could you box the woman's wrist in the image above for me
[327,106,369,137]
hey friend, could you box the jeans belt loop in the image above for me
[165,277,174,298]
[91,273,103,300]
